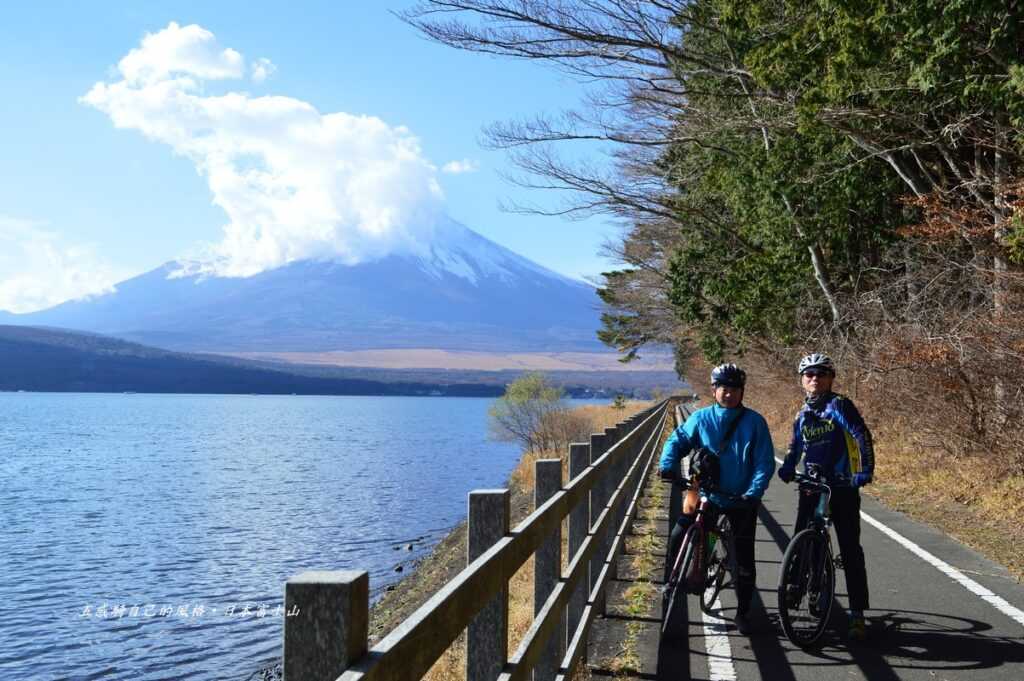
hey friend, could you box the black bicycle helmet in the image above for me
[710,363,746,388]
[797,353,835,375]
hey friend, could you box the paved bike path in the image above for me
[587,455,1024,680]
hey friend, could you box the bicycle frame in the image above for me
[667,479,736,603]
[778,465,842,647]
[802,476,834,596]
[666,484,716,587]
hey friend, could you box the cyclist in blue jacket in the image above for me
[659,363,776,634]
[778,353,874,641]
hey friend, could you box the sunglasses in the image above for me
[802,370,830,378]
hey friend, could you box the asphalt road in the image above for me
[588,456,1024,680]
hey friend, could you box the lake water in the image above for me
[0,393,534,680]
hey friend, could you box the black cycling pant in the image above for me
[663,501,760,615]
[794,486,869,611]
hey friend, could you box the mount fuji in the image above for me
[2,219,605,353]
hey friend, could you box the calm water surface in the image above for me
[0,393,529,680]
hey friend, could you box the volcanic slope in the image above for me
[1,218,602,353]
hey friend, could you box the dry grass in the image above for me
[510,401,655,491]
[418,400,656,681]
[608,464,664,674]
[420,555,539,681]
[605,406,679,673]
[868,423,1024,581]
[230,349,675,371]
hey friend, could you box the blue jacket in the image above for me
[659,403,776,508]
[780,392,874,485]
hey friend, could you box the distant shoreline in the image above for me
[0,325,683,399]
[0,390,620,399]
[224,348,676,372]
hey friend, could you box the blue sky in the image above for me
[0,2,622,312]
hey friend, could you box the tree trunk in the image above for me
[992,120,1010,415]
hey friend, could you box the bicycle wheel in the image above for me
[700,517,732,614]
[662,524,701,639]
[778,528,835,648]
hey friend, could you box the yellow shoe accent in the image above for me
[848,616,867,641]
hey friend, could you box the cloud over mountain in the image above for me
[82,22,446,278]
[0,216,127,313]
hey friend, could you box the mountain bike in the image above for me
[661,476,738,639]
[777,465,842,648]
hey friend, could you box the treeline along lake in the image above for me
[0,393,537,680]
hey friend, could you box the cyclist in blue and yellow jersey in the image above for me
[659,363,776,635]
[778,353,875,641]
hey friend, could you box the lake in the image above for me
[0,393,535,680]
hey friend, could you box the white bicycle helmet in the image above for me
[797,353,835,375]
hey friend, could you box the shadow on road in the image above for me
[654,597,691,681]
[757,502,1024,678]
[856,609,1024,672]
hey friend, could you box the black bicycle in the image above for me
[777,465,841,647]
[662,476,738,639]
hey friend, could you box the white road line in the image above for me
[701,597,738,681]
[859,511,1024,627]
[773,456,1024,629]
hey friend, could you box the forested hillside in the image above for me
[405,0,1024,477]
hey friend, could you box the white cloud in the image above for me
[118,22,244,85]
[0,217,129,313]
[251,57,276,83]
[442,159,480,174]
[82,22,446,278]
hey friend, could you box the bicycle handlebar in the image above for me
[661,474,748,503]
[793,471,849,495]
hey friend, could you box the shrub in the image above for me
[489,372,593,452]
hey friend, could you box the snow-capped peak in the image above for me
[413,217,587,288]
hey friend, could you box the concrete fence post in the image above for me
[668,404,684,531]
[467,489,510,681]
[634,419,649,492]
[632,423,645,496]
[622,426,638,505]
[535,459,563,681]
[616,421,631,493]
[567,442,589,657]
[589,432,608,615]
[604,427,621,583]
[284,570,368,681]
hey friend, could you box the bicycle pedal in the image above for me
[784,584,802,609]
